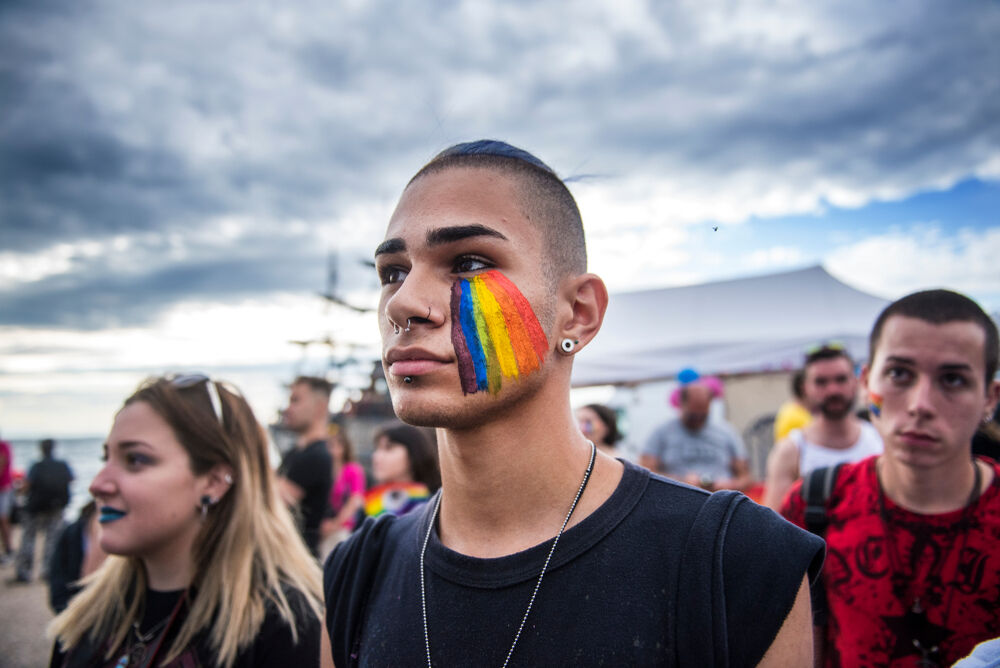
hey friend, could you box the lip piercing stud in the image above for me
[403,376,413,384]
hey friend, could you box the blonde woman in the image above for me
[49,374,323,667]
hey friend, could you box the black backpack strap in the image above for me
[799,463,844,628]
[801,463,844,537]
[675,489,745,667]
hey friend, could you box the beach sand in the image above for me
[0,526,58,668]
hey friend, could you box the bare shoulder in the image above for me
[756,574,812,667]
[766,436,800,469]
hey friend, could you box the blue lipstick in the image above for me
[99,507,126,524]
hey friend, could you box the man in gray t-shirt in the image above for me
[639,383,753,492]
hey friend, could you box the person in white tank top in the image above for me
[790,420,883,476]
[764,345,884,510]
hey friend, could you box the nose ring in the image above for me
[392,307,432,336]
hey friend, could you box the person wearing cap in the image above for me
[640,381,754,491]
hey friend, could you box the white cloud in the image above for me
[825,225,1000,309]
[0,293,382,436]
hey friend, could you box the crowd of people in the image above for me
[1,139,997,666]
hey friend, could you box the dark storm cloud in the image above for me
[2,1,998,329]
[0,257,305,329]
[0,242,316,329]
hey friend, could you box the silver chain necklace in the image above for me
[419,440,597,668]
[117,614,171,667]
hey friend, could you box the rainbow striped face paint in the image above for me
[868,391,883,418]
[450,270,549,395]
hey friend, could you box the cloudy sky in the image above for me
[2,0,998,437]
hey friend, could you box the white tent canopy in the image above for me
[572,265,890,387]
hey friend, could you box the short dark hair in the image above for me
[408,140,587,284]
[791,369,806,400]
[804,344,853,371]
[40,438,55,456]
[376,422,441,492]
[292,376,333,399]
[869,289,999,384]
[583,404,622,446]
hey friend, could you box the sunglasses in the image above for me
[804,341,846,355]
[171,373,225,425]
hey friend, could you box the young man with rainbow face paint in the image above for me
[321,141,823,667]
[781,290,1000,667]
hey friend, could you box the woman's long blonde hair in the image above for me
[48,376,323,667]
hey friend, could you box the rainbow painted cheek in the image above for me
[450,270,549,395]
[868,392,884,417]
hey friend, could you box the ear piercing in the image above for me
[224,473,233,485]
[200,494,216,519]
[560,338,579,354]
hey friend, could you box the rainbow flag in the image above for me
[364,482,431,518]
[450,270,549,394]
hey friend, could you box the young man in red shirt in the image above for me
[782,289,1000,667]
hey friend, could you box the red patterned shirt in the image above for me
[782,455,1000,667]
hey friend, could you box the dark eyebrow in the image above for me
[939,363,974,373]
[884,355,916,366]
[374,238,406,258]
[374,225,508,259]
[115,440,152,452]
[426,224,508,246]
[885,355,973,372]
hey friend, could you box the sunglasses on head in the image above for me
[171,374,225,425]
[804,341,846,356]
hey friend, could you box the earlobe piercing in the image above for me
[560,338,579,354]
[200,495,214,519]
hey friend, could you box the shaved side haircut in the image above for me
[408,140,587,284]
[869,289,999,384]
